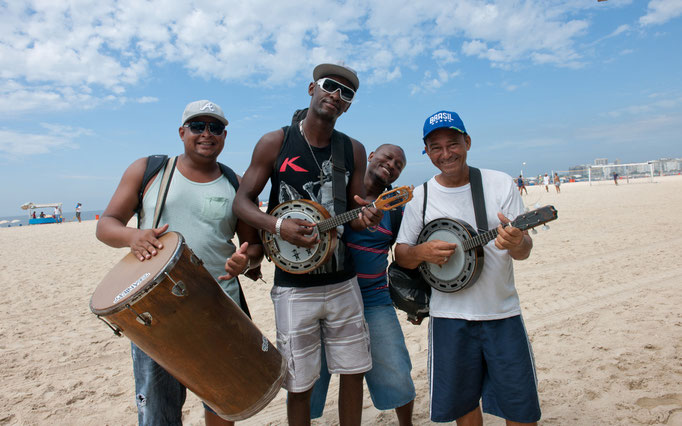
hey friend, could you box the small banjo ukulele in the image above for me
[262,186,413,274]
[417,205,558,293]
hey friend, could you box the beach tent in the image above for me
[20,202,63,225]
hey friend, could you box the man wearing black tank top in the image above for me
[234,63,382,425]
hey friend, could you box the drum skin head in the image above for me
[90,232,183,315]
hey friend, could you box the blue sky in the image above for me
[1,0,681,216]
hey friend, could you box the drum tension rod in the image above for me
[164,271,187,297]
[97,315,122,336]
[126,304,152,326]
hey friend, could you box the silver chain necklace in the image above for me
[299,119,331,177]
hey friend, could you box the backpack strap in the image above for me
[152,156,177,229]
[468,167,489,232]
[331,131,347,215]
[422,181,428,227]
[218,162,239,190]
[136,155,168,228]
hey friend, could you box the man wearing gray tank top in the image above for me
[97,99,263,426]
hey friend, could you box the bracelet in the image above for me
[275,217,284,238]
[241,258,252,275]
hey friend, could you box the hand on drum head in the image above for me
[280,218,318,248]
[417,239,458,266]
[130,224,169,261]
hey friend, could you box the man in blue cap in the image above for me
[394,111,541,425]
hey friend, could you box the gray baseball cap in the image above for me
[181,100,228,126]
[313,63,360,91]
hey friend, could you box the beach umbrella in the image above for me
[10,219,20,223]
[0,220,8,224]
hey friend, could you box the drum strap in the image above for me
[469,167,489,232]
[153,156,177,228]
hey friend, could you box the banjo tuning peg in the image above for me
[542,224,550,231]
[531,228,538,235]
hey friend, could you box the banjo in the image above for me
[262,186,413,274]
[417,205,557,293]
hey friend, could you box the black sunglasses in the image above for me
[316,78,356,103]
[183,121,225,136]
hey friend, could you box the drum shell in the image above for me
[91,232,285,421]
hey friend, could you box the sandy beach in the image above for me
[1,175,681,425]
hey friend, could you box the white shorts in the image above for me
[271,278,372,392]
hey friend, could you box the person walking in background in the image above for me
[96,99,263,426]
[309,143,416,425]
[554,173,561,194]
[75,203,82,223]
[613,172,619,185]
[54,206,62,223]
[517,175,528,195]
[543,173,550,192]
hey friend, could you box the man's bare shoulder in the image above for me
[258,128,286,146]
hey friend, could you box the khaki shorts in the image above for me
[271,278,372,392]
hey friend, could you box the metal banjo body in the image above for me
[417,218,484,293]
[261,199,336,274]
[262,185,414,274]
[416,205,558,292]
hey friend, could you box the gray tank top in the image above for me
[139,164,239,302]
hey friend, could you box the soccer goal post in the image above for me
[588,162,655,185]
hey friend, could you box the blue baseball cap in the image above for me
[423,110,467,140]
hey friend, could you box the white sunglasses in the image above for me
[316,78,356,103]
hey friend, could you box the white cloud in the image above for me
[640,0,682,26]
[0,0,623,113]
[604,93,682,118]
[136,96,158,104]
[0,123,92,156]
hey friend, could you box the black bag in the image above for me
[388,181,431,321]
[388,262,431,322]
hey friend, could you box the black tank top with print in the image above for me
[267,123,356,287]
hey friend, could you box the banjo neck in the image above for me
[461,228,499,251]
[461,205,558,251]
[317,205,370,233]
[316,185,414,233]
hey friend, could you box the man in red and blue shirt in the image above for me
[309,143,416,425]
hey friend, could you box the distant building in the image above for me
[594,158,608,165]
[569,164,589,178]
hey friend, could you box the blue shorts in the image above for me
[428,316,541,423]
[310,304,416,418]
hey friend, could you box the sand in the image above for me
[1,175,681,425]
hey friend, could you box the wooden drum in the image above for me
[90,231,285,420]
